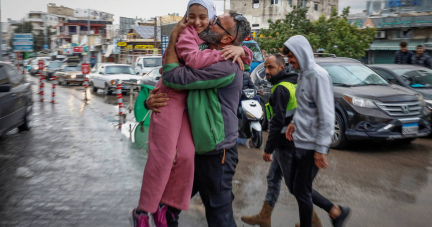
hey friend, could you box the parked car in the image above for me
[46,61,63,80]
[29,57,51,76]
[88,64,145,95]
[0,62,33,136]
[134,56,162,76]
[369,64,432,111]
[251,56,431,149]
[140,66,162,86]
[56,65,85,85]
[241,40,264,73]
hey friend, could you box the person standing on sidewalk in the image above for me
[284,35,350,227]
[412,45,432,69]
[394,41,414,64]
[241,54,345,227]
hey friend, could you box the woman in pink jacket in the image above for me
[131,1,253,226]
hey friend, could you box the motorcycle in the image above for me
[238,89,264,148]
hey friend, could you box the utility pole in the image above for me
[0,0,3,61]
[87,8,91,63]
[153,17,157,49]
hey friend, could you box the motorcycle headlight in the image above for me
[244,90,256,99]
[343,95,377,108]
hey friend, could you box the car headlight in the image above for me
[343,95,377,108]
[71,74,76,79]
[43,68,47,72]
[425,100,432,111]
[110,80,117,85]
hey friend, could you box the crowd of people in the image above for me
[395,41,432,69]
[129,0,351,227]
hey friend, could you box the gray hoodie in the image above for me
[284,35,334,154]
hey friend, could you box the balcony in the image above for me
[28,18,44,22]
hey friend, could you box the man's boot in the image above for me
[295,210,323,227]
[241,201,273,227]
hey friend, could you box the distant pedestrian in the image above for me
[394,41,414,64]
[412,45,432,69]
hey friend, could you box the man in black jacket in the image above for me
[394,41,414,64]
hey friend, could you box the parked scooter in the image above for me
[238,89,264,148]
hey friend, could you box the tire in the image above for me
[18,106,32,131]
[331,112,349,149]
[251,129,263,148]
[90,82,98,92]
[104,84,113,95]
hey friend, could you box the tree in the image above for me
[257,6,376,59]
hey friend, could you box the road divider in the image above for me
[117,82,124,129]
[52,75,57,104]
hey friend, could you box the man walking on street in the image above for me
[156,11,251,227]
[241,54,348,227]
[284,35,350,227]
[394,41,414,64]
[412,45,432,69]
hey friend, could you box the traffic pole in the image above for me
[117,83,123,129]
[84,77,89,101]
[51,75,57,104]
[40,74,45,102]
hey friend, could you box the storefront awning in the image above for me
[369,39,426,51]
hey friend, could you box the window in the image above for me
[0,66,10,85]
[373,68,399,84]
[301,0,307,8]
[314,4,318,11]
[4,65,23,85]
[253,0,259,8]
[288,0,292,6]
[271,0,279,4]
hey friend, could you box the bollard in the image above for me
[51,75,57,104]
[84,77,89,101]
[39,73,45,102]
[117,83,123,129]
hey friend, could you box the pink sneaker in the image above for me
[130,208,150,227]
[153,205,168,227]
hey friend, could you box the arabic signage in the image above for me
[372,15,432,28]
[117,42,127,47]
[13,33,34,52]
[73,47,84,53]
[125,45,133,50]
[134,45,154,50]
[388,0,421,8]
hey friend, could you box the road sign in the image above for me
[13,33,34,52]
[82,63,90,74]
[38,60,45,70]
[117,42,127,47]
[73,47,84,53]
[43,44,49,50]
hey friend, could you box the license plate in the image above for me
[402,123,419,135]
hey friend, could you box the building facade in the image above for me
[74,9,114,22]
[47,3,74,17]
[230,0,338,30]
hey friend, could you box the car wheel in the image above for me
[331,112,349,149]
[104,84,112,95]
[18,106,32,131]
[90,82,98,93]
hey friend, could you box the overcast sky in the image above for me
[2,0,369,23]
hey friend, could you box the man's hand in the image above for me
[285,123,295,141]
[221,45,246,71]
[263,153,273,162]
[170,13,195,42]
[314,152,329,169]
[145,87,169,113]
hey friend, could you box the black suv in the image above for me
[0,63,33,136]
[251,56,431,149]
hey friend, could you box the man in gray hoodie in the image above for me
[284,35,350,227]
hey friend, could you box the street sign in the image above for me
[117,42,127,47]
[134,45,154,50]
[43,44,49,50]
[82,63,90,74]
[13,33,34,52]
[38,60,45,70]
[73,47,84,53]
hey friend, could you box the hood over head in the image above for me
[186,0,216,25]
[284,35,316,72]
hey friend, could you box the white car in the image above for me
[88,64,145,95]
[134,56,162,76]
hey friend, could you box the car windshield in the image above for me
[393,69,432,88]
[106,66,135,75]
[320,63,389,86]
[49,62,62,68]
[64,66,81,71]
[241,42,264,62]
[143,58,162,67]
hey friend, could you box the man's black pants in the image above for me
[166,145,239,227]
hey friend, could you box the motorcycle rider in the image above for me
[241,54,324,227]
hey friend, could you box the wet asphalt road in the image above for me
[1,75,432,226]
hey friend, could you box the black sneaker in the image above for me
[331,206,350,227]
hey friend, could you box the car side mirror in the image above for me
[0,84,12,93]
[136,72,140,75]
[156,76,161,80]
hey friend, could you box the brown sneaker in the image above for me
[241,201,273,227]
[295,210,323,227]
